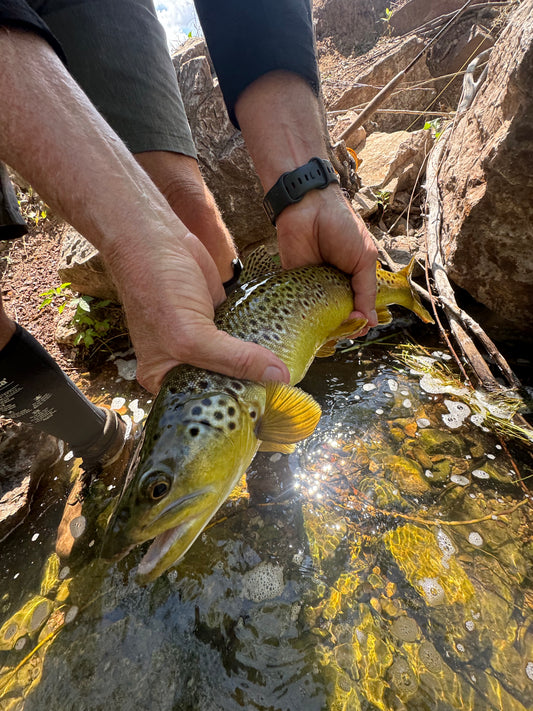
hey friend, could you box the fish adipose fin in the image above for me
[316,316,368,357]
[257,382,322,444]
[258,441,297,454]
[241,245,282,282]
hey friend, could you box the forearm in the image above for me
[235,71,328,192]
[0,28,187,269]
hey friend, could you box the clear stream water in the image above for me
[0,337,532,711]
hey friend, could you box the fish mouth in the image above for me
[136,520,194,579]
[102,489,211,565]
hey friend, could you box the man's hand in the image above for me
[235,71,378,329]
[276,185,378,328]
[106,231,290,394]
[0,29,289,395]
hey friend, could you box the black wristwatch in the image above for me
[263,157,339,225]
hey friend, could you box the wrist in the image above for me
[235,71,328,191]
[262,157,339,225]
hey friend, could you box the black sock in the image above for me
[0,324,109,458]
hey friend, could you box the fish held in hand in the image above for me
[102,255,433,581]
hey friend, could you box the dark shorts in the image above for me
[28,0,196,156]
[2,0,196,238]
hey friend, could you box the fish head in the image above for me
[101,389,258,581]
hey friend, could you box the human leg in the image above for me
[0,293,125,465]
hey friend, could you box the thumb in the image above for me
[183,327,291,385]
[195,329,290,383]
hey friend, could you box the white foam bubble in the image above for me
[526,661,533,681]
[468,532,483,547]
[451,475,469,486]
[417,577,445,606]
[437,529,456,557]
[472,469,489,480]
[242,562,284,603]
[362,383,376,392]
[416,418,431,428]
[442,413,464,429]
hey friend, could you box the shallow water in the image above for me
[1,343,532,711]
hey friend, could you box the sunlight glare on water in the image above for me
[0,346,532,710]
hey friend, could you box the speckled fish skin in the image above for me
[102,262,432,581]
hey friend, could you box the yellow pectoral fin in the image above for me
[258,441,297,454]
[376,306,393,325]
[316,340,337,357]
[257,382,322,444]
[316,316,369,357]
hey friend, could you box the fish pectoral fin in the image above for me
[258,441,297,454]
[376,306,393,325]
[316,340,337,357]
[257,382,322,444]
[316,316,368,357]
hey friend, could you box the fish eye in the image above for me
[141,472,172,501]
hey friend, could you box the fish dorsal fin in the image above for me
[376,306,393,325]
[258,441,297,454]
[241,246,281,283]
[257,382,322,444]
[316,316,368,357]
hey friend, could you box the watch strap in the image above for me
[263,157,339,225]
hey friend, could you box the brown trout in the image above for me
[102,256,433,581]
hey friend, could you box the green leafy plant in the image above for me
[39,282,71,314]
[373,189,391,211]
[380,7,393,34]
[423,118,443,140]
[39,284,115,350]
[70,295,112,348]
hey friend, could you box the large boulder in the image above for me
[314,0,390,56]
[323,35,438,134]
[356,129,432,202]
[58,227,118,302]
[437,0,533,335]
[172,40,276,255]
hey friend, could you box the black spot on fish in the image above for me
[228,422,236,430]
[189,427,199,437]
[202,398,212,406]
[228,406,236,416]
[214,411,223,420]
[191,406,202,416]
[250,410,256,419]
[231,381,243,391]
